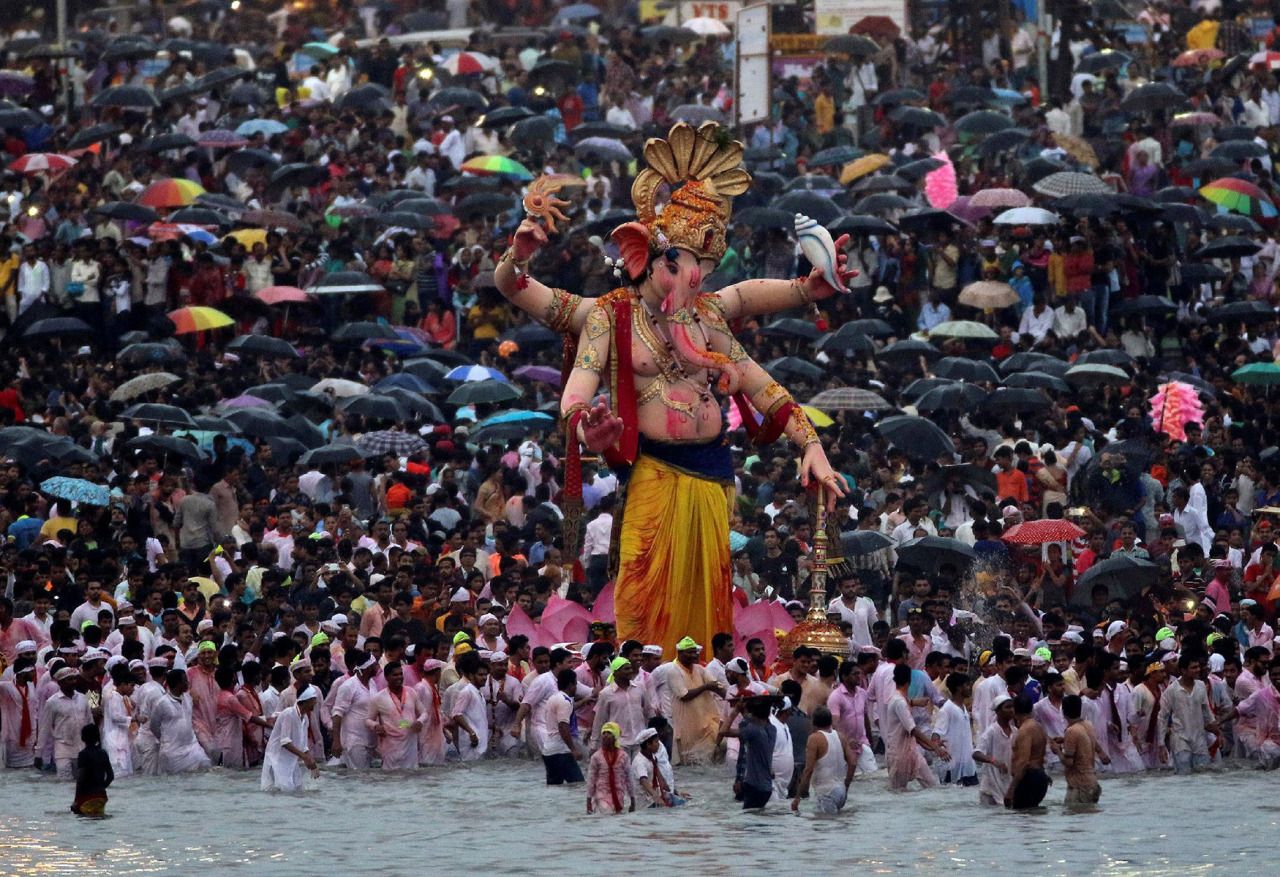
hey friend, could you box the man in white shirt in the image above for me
[827,572,878,650]
[17,245,50,314]
[1052,295,1089,346]
[405,152,436,194]
[437,116,465,170]
[1018,293,1054,345]
[582,496,614,595]
[890,498,938,546]
[301,66,330,102]
[604,98,637,130]
[1171,486,1212,554]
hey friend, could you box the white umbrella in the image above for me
[311,378,370,398]
[683,17,731,37]
[992,206,1061,225]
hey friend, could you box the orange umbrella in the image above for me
[840,153,891,185]
[255,286,311,305]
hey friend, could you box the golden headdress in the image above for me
[627,122,752,264]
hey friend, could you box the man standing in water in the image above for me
[884,662,947,790]
[1006,695,1050,809]
[1061,694,1101,807]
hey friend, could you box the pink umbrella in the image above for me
[540,595,594,644]
[218,394,275,409]
[969,187,1031,209]
[255,286,311,305]
[504,603,552,649]
[592,580,616,624]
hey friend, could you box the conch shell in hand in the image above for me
[795,214,847,294]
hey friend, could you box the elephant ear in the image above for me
[610,222,652,281]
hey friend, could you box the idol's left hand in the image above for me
[803,233,858,300]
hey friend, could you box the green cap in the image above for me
[197,641,217,653]
[311,632,330,647]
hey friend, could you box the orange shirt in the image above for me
[386,482,412,511]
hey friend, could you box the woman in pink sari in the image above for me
[586,723,635,814]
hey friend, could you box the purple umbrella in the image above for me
[946,195,992,224]
[218,394,276,409]
[0,71,35,97]
[513,365,562,386]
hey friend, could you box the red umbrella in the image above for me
[9,152,77,174]
[1002,519,1086,545]
[255,286,311,305]
[851,15,901,41]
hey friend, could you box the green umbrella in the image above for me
[1232,363,1280,385]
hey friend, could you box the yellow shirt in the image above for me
[1186,20,1218,50]
[0,254,18,298]
[814,93,835,135]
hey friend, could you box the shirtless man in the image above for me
[1006,695,1051,809]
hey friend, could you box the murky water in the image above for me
[0,760,1274,875]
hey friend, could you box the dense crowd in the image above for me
[3,0,1280,816]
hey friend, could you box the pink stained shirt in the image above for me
[827,683,869,748]
[214,688,255,769]
[186,665,219,749]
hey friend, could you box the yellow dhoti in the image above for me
[614,454,733,658]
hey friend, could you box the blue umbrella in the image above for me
[39,476,111,506]
[555,3,601,20]
[989,88,1027,106]
[235,119,289,137]
[446,364,508,383]
[477,410,555,428]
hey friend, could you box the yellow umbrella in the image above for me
[188,576,219,600]
[1051,132,1098,169]
[801,405,834,428]
[225,228,267,248]
[840,153,891,185]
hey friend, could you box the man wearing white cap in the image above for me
[475,613,506,655]
[330,650,380,769]
[482,651,524,756]
[974,694,1016,805]
[261,685,321,792]
[132,658,170,775]
[36,666,92,778]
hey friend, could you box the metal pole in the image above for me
[1037,3,1050,103]
[57,0,70,111]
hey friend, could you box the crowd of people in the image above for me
[3,0,1280,818]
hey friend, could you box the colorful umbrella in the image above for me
[1199,177,1279,218]
[147,222,217,243]
[1002,520,1086,545]
[167,306,234,334]
[138,178,206,208]
[446,364,508,382]
[459,155,534,181]
[440,51,498,75]
[9,152,76,174]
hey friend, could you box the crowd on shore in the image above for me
[4,0,1280,815]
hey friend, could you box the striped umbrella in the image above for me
[9,152,77,174]
[1199,177,1278,218]
[441,51,498,75]
[459,155,534,181]
[167,306,234,334]
[138,178,206,208]
[196,129,249,148]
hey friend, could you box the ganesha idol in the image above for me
[493,121,854,656]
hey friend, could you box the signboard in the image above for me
[735,4,770,127]
[813,0,907,37]
[680,1,741,20]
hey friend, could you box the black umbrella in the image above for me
[332,321,398,343]
[382,388,444,421]
[196,192,247,212]
[1119,82,1188,113]
[1000,351,1065,374]
[228,335,300,358]
[511,115,556,144]
[570,121,635,140]
[427,87,488,110]
[924,463,998,496]
[225,148,280,174]
[22,317,94,340]
[896,157,946,180]
[810,145,864,166]
[1194,235,1262,259]
[1002,371,1071,393]
[760,318,821,340]
[225,408,296,439]
[824,34,879,56]
[874,415,956,460]
[378,211,434,231]
[66,123,122,150]
[873,88,926,106]
[830,214,898,236]
[144,132,197,152]
[1052,194,1119,217]
[786,174,842,192]
[1209,140,1266,160]
[125,434,203,461]
[1019,156,1066,184]
[227,83,269,106]
[394,198,451,217]
[1178,263,1227,283]
[169,207,229,227]
[1155,186,1196,203]
[117,343,186,367]
[1161,203,1206,226]
[94,202,155,223]
[91,84,159,110]
[1074,50,1131,74]
[101,39,158,62]
[269,163,329,190]
[266,436,308,464]
[447,380,523,406]
[915,382,987,414]
[981,387,1051,415]
[841,318,895,338]
[1207,300,1274,322]
[901,377,957,401]
[528,59,579,88]
[877,339,941,365]
[771,191,843,224]
[582,209,637,236]
[896,535,976,573]
[814,330,874,355]
[763,357,824,382]
[0,107,42,128]
[733,206,794,228]
[853,174,912,194]
[1182,157,1237,178]
[947,86,1001,107]
[1073,555,1159,604]
[1205,213,1262,234]
[932,357,999,383]
[298,444,364,467]
[479,106,535,128]
[838,530,895,558]
[193,66,252,93]
[119,403,197,428]
[954,110,1014,135]
[455,193,518,221]
[891,106,946,128]
[1076,349,1135,368]
[897,207,964,232]
[342,394,407,422]
[499,323,559,349]
[244,384,293,406]
[852,193,913,215]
